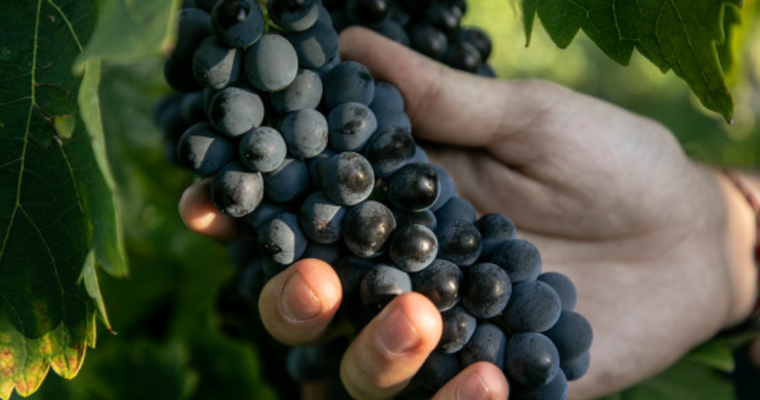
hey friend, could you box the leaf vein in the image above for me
[0,0,42,266]
[46,0,83,52]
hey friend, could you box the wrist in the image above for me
[717,170,759,330]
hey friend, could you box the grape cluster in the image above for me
[321,0,495,76]
[154,1,592,399]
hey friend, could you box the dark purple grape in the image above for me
[388,224,438,272]
[342,200,396,258]
[387,163,440,212]
[211,161,264,217]
[211,0,265,48]
[410,258,461,312]
[505,332,560,388]
[460,262,511,318]
[435,219,482,267]
[502,280,562,333]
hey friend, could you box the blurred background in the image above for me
[13,0,760,399]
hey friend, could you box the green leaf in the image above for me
[685,339,735,372]
[522,0,739,121]
[0,0,127,397]
[596,358,735,400]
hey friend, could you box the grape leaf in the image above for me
[0,0,132,397]
[522,0,741,121]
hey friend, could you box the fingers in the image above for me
[258,258,343,346]
[340,292,442,400]
[178,178,248,240]
[431,362,510,400]
[338,27,565,149]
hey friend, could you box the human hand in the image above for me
[178,26,758,400]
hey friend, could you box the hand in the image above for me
[179,27,758,400]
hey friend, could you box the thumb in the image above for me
[337,27,561,149]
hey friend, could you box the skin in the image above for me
[179,27,759,400]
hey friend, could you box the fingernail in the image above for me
[280,272,321,322]
[376,305,421,356]
[456,371,490,400]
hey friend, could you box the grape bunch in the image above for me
[321,0,495,76]
[153,0,592,399]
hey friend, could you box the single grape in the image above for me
[342,200,396,258]
[443,40,482,73]
[192,36,242,89]
[208,86,265,137]
[257,212,308,273]
[460,262,511,318]
[435,219,482,267]
[211,161,264,217]
[409,24,448,60]
[410,258,461,312]
[502,280,562,333]
[423,3,462,33]
[244,34,299,92]
[211,0,265,48]
[460,27,492,61]
[388,224,438,272]
[506,332,560,388]
[177,122,234,176]
[320,152,375,206]
[387,163,440,212]
[239,126,287,173]
[328,102,378,152]
[299,191,347,244]
[280,109,329,158]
